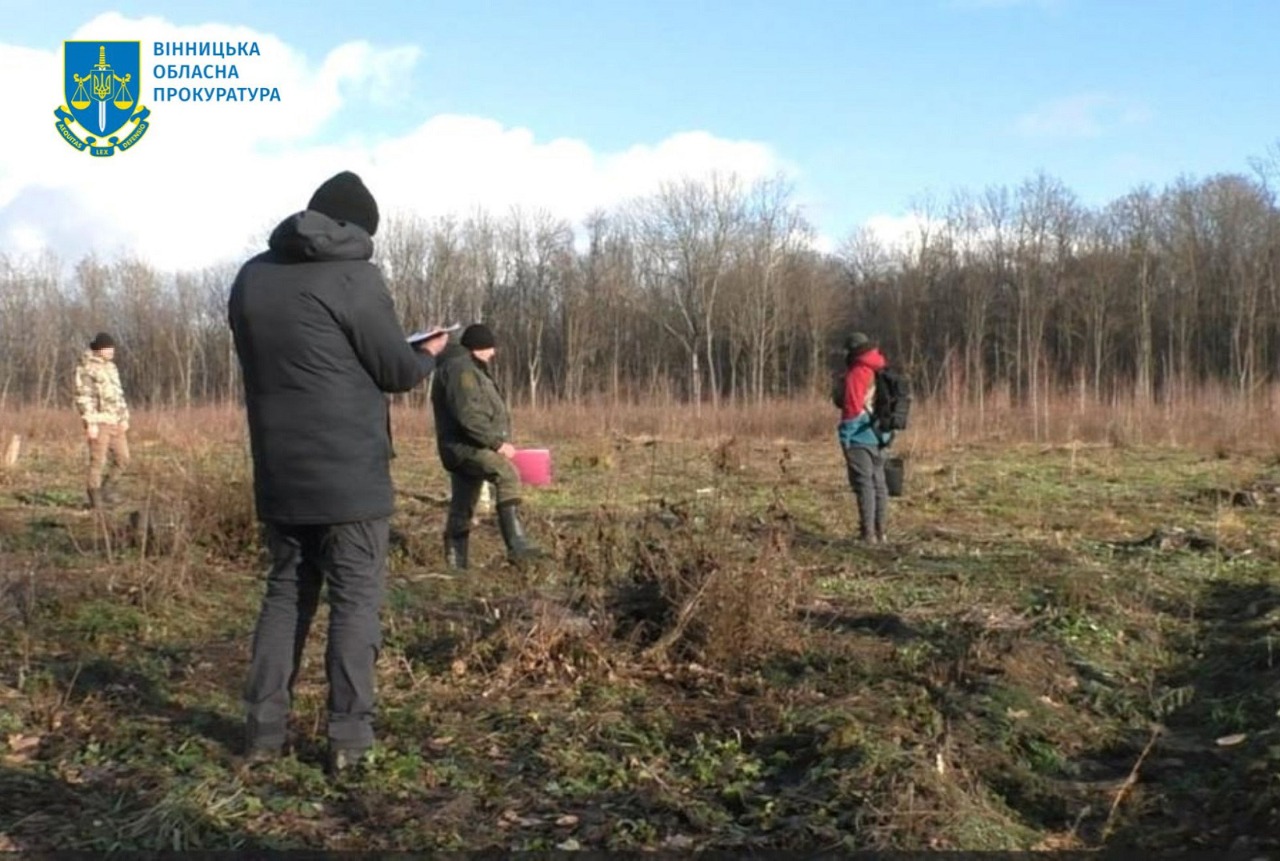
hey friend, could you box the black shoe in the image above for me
[497,501,544,562]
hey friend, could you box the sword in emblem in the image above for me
[92,45,112,133]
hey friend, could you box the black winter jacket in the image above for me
[229,211,433,524]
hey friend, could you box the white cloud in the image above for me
[5,224,47,257]
[863,213,938,256]
[807,233,837,255]
[322,41,420,108]
[1014,93,1152,140]
[1,13,787,273]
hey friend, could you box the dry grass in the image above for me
[2,391,1280,852]
[595,500,809,669]
[7,382,1279,459]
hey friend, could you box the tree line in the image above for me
[2,145,1279,413]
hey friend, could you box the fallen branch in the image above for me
[641,572,716,661]
[1109,527,1233,557]
[1101,724,1163,840]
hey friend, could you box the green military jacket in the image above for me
[430,344,510,470]
[74,350,130,426]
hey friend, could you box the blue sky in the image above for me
[2,0,1278,268]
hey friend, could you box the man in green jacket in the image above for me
[431,323,542,568]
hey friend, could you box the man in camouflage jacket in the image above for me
[74,332,130,508]
[431,323,543,568]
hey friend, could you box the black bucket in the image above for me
[885,456,905,497]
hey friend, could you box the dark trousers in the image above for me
[843,445,888,540]
[244,518,389,751]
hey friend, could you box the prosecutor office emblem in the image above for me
[54,41,150,157]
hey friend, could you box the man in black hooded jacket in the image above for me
[228,170,448,773]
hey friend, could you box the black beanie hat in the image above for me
[89,332,116,350]
[460,323,496,350]
[307,171,380,236]
[844,331,873,353]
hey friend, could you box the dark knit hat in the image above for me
[844,331,874,353]
[460,323,496,350]
[307,171,380,236]
[89,332,116,350]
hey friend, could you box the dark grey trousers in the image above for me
[244,517,389,751]
[445,472,485,538]
[843,445,888,540]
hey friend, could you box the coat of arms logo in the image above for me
[55,41,150,157]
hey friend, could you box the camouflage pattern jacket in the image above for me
[74,351,130,426]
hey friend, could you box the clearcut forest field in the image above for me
[2,402,1279,853]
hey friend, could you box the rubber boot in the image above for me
[444,531,470,570]
[497,501,544,562]
[444,476,478,570]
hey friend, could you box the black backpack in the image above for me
[830,371,847,410]
[871,367,911,433]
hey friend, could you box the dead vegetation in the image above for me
[1,404,1279,852]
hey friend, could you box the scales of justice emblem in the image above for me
[54,42,151,157]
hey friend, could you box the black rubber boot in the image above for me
[444,531,469,570]
[497,501,543,562]
[444,477,479,569]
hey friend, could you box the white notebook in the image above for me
[406,323,462,344]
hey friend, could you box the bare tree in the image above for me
[3,160,1280,416]
[729,176,808,402]
[632,174,746,409]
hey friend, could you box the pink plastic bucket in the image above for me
[512,448,552,486]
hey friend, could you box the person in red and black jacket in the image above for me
[836,332,891,542]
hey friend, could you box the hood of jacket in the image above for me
[851,347,888,373]
[78,349,111,369]
[267,210,374,263]
[437,342,470,365]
